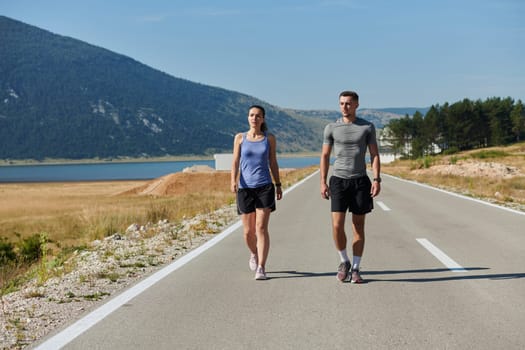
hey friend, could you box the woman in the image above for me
[231,105,282,280]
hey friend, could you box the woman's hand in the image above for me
[276,186,282,200]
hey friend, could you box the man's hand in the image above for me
[371,181,381,197]
[321,183,330,200]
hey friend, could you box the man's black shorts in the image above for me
[237,183,276,214]
[329,175,373,214]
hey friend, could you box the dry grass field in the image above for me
[0,167,315,255]
[381,142,525,210]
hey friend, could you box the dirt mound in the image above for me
[121,171,231,196]
[413,160,520,179]
[182,165,215,173]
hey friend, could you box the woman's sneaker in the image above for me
[255,266,267,280]
[350,269,364,284]
[249,253,258,271]
[336,261,351,282]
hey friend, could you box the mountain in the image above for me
[374,107,430,116]
[285,107,426,129]
[0,16,416,160]
[0,16,326,160]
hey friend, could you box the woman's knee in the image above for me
[244,227,255,237]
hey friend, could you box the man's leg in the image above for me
[350,213,366,283]
[331,211,347,251]
[351,213,365,257]
[332,211,351,281]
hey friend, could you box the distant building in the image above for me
[214,153,233,170]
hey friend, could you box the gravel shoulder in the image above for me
[1,204,238,349]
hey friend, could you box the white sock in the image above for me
[352,256,361,270]
[338,249,350,263]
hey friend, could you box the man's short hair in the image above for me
[339,91,359,102]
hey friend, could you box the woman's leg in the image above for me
[241,212,257,255]
[255,208,272,267]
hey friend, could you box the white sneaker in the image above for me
[255,266,267,280]
[249,253,258,271]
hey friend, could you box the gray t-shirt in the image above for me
[323,117,377,179]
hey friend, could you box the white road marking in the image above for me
[34,170,317,350]
[376,201,391,211]
[416,238,467,272]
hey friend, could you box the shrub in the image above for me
[470,150,509,159]
[0,237,17,264]
[443,147,460,155]
[413,156,434,169]
[17,234,43,263]
[422,156,433,169]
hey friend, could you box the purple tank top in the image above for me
[239,133,272,189]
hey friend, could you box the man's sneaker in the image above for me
[350,269,364,284]
[249,253,258,271]
[255,266,267,280]
[336,261,351,282]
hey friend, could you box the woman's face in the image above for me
[248,107,265,129]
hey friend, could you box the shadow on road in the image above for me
[263,267,525,283]
[267,270,335,279]
[362,267,525,282]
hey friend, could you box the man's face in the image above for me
[339,96,359,117]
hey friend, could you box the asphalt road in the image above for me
[34,171,525,350]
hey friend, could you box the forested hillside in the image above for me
[385,97,525,158]
[0,16,327,160]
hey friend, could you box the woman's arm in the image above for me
[268,134,282,200]
[230,133,242,193]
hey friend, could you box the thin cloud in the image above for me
[318,0,364,9]
[136,7,241,23]
[137,14,170,23]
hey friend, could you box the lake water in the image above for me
[0,157,323,182]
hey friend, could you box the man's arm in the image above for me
[320,143,332,199]
[368,142,381,197]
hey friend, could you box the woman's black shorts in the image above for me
[236,183,276,214]
[329,175,373,214]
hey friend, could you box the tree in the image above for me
[424,105,445,153]
[484,97,514,146]
[410,111,427,158]
[387,116,414,158]
[510,99,525,142]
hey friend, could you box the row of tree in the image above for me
[383,97,525,158]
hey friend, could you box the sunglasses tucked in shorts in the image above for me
[237,183,276,214]
[329,175,373,214]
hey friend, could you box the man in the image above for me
[320,91,381,283]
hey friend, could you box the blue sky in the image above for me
[1,0,524,110]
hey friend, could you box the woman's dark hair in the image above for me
[249,105,268,132]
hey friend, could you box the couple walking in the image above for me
[230,91,381,282]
